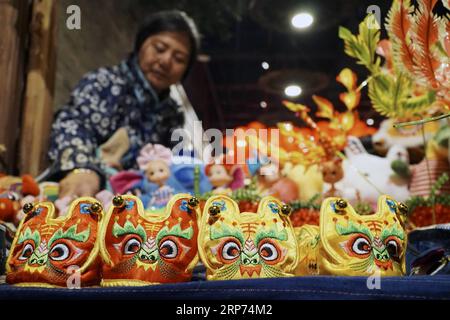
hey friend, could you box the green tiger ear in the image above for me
[335,221,373,241]
[156,223,194,243]
[255,224,288,245]
[18,227,41,245]
[48,224,90,247]
[210,221,245,245]
[112,220,146,241]
[380,225,405,242]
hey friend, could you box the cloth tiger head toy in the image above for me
[99,194,200,286]
[198,195,298,280]
[295,195,407,276]
[6,197,103,287]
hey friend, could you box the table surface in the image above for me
[1,275,449,300]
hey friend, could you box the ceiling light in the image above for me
[284,85,302,97]
[291,12,314,29]
[260,101,268,108]
[284,122,293,131]
[262,61,270,70]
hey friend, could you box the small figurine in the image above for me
[257,162,299,203]
[100,194,200,286]
[0,174,40,226]
[198,195,298,280]
[295,195,408,276]
[205,161,244,195]
[6,197,103,287]
[321,157,344,198]
[137,144,175,209]
[110,144,214,210]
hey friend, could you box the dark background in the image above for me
[54,0,449,131]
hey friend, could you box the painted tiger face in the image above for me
[6,198,103,287]
[198,195,298,280]
[100,194,200,286]
[295,195,407,276]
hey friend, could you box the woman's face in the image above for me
[138,31,191,92]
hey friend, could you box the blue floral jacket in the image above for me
[47,54,185,183]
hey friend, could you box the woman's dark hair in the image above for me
[135,10,201,79]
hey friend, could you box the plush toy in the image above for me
[321,157,344,198]
[338,136,410,209]
[205,161,245,195]
[0,174,40,226]
[136,144,175,209]
[295,195,408,276]
[110,144,212,210]
[99,194,200,286]
[256,162,299,203]
[6,197,103,287]
[170,156,212,194]
[198,195,298,280]
[246,152,299,203]
[109,144,175,210]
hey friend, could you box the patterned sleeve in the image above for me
[47,68,121,182]
[162,101,186,149]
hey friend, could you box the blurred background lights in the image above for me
[237,140,247,147]
[260,101,268,108]
[291,12,314,29]
[284,85,302,97]
[262,61,270,70]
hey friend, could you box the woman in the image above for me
[47,10,200,199]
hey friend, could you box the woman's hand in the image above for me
[58,169,100,198]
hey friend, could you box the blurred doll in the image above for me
[205,162,244,195]
[321,157,344,198]
[0,174,40,226]
[257,162,298,203]
[135,144,175,209]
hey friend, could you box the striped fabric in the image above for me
[410,159,450,197]
[148,185,175,208]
